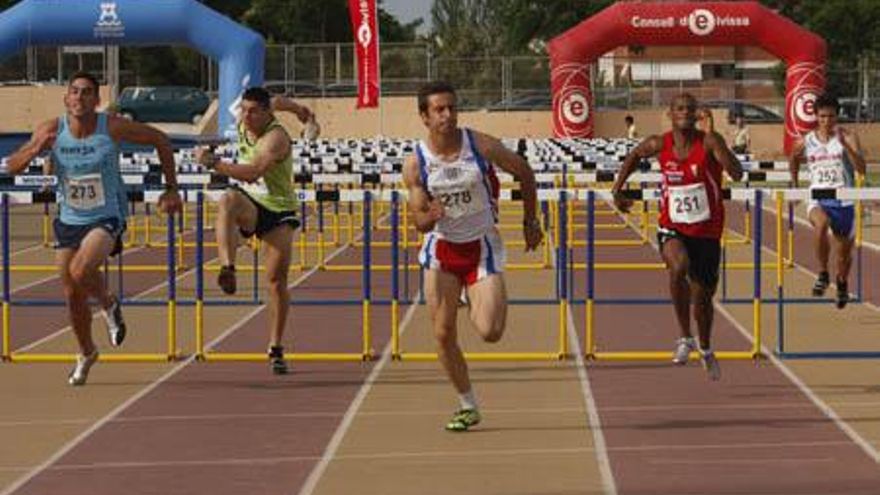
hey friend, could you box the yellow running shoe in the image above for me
[445,408,481,432]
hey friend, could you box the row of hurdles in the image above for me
[1,184,877,364]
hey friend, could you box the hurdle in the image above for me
[194,190,376,362]
[580,188,763,361]
[1,191,179,363]
[771,186,880,359]
[393,189,569,362]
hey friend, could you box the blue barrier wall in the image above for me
[0,0,265,137]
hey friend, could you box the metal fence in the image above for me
[2,42,880,120]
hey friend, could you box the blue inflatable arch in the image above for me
[0,0,265,137]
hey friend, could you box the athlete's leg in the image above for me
[691,278,718,351]
[260,224,294,348]
[215,189,258,267]
[466,273,507,343]
[808,205,831,274]
[425,269,470,394]
[69,228,116,310]
[834,235,854,279]
[660,237,691,340]
[59,228,114,354]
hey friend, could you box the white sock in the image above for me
[458,390,478,411]
[700,347,713,356]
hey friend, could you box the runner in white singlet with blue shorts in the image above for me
[790,94,866,309]
[403,81,542,431]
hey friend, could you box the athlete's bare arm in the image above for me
[788,139,806,187]
[611,135,663,213]
[838,128,867,175]
[6,119,58,175]
[109,116,182,214]
[704,131,744,181]
[270,95,313,124]
[402,154,443,233]
[198,128,290,183]
[471,130,542,250]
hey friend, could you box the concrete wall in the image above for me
[0,85,112,132]
[5,88,880,161]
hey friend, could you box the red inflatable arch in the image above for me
[548,1,826,153]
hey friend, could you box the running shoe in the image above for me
[102,295,126,347]
[458,289,469,308]
[672,337,696,365]
[812,271,830,297]
[701,351,722,381]
[68,350,99,386]
[268,345,288,375]
[218,265,237,295]
[445,408,481,432]
[836,280,849,309]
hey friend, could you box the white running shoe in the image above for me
[701,351,722,381]
[68,350,99,386]
[672,337,696,365]
[102,296,127,347]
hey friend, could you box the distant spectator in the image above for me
[696,106,714,134]
[625,115,638,139]
[730,114,751,154]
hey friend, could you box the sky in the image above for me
[381,0,432,32]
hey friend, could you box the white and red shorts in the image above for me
[418,229,506,286]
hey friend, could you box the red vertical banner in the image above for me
[348,0,380,108]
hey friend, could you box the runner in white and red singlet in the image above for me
[789,94,866,309]
[403,81,542,431]
[611,93,743,381]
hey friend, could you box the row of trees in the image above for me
[0,0,878,94]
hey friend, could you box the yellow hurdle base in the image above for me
[397,352,563,361]
[589,351,761,361]
[8,353,174,363]
[200,352,370,362]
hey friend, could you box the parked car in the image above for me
[265,81,322,97]
[702,100,783,124]
[322,81,358,96]
[486,92,552,111]
[116,86,210,124]
[838,98,880,123]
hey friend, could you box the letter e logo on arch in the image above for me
[795,92,818,123]
[562,91,590,125]
[687,9,716,36]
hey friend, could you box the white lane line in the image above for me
[9,274,59,295]
[614,202,880,464]
[567,298,618,494]
[296,294,421,495]
[715,304,880,464]
[0,239,358,495]
[10,244,46,257]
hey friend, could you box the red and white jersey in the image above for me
[416,128,498,243]
[804,130,856,207]
[657,131,725,239]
